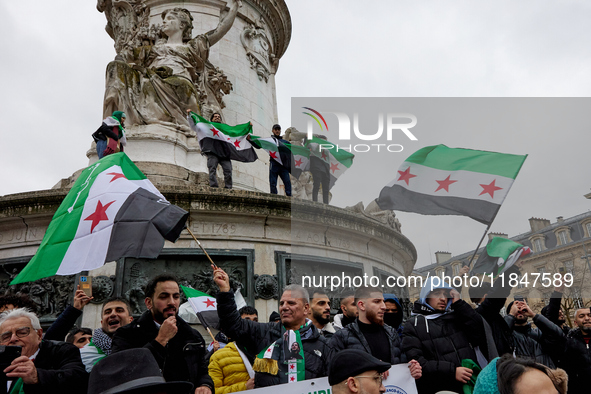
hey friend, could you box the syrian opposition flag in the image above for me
[188,112,256,162]
[376,145,527,225]
[472,237,532,276]
[250,136,310,178]
[306,136,354,189]
[181,285,219,329]
[11,153,188,285]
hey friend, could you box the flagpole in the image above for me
[467,223,492,273]
[186,227,218,269]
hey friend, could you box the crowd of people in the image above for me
[0,268,589,394]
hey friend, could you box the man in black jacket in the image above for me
[402,277,491,394]
[213,267,332,387]
[112,274,213,394]
[556,307,591,394]
[0,308,88,394]
[504,299,562,367]
[330,287,421,379]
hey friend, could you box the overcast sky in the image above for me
[1,1,590,268]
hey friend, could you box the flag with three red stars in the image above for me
[11,153,188,285]
[180,285,220,329]
[188,112,257,162]
[306,136,355,189]
[249,136,310,179]
[376,144,527,225]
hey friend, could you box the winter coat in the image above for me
[44,305,82,342]
[209,342,252,394]
[557,328,591,394]
[504,314,563,367]
[402,299,487,394]
[329,319,405,364]
[217,291,332,387]
[112,310,213,391]
[8,340,88,394]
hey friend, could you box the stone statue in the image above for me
[98,0,241,134]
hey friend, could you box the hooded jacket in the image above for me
[329,318,404,364]
[383,294,404,336]
[553,327,591,394]
[401,277,488,394]
[217,291,332,387]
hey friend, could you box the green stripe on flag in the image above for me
[249,136,279,151]
[180,285,211,299]
[405,144,527,178]
[190,113,252,138]
[307,136,354,167]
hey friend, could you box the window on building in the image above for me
[557,230,568,245]
[537,266,546,274]
[572,287,584,309]
[533,238,543,252]
[565,260,574,274]
[453,264,460,276]
[586,222,591,238]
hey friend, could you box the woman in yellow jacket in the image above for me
[209,341,255,393]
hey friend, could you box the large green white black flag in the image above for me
[12,153,188,285]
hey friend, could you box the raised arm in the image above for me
[207,0,242,46]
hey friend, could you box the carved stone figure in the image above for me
[240,17,273,82]
[346,201,402,232]
[97,0,241,133]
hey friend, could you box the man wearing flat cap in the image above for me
[329,349,389,394]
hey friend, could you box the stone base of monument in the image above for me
[0,186,415,331]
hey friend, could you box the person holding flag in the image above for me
[187,110,258,189]
[212,266,332,387]
[306,135,331,204]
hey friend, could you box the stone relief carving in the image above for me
[240,17,273,82]
[345,201,402,232]
[254,274,278,300]
[97,0,241,134]
[122,259,248,314]
[0,263,76,319]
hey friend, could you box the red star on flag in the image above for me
[321,151,328,160]
[290,376,295,382]
[270,151,278,159]
[203,298,216,308]
[107,172,127,183]
[210,127,219,137]
[330,162,340,174]
[290,364,295,370]
[234,140,241,148]
[397,167,417,186]
[435,175,457,192]
[294,158,303,167]
[479,179,503,198]
[84,200,116,233]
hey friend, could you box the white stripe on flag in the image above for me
[386,162,514,203]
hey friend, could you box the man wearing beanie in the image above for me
[329,349,389,394]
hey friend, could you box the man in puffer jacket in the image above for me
[402,277,492,394]
[213,267,332,387]
[209,341,254,394]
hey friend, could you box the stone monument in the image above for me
[0,0,417,334]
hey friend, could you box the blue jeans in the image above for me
[269,160,291,196]
[96,139,107,159]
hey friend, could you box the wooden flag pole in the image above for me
[186,226,218,269]
[206,326,216,342]
[467,223,491,273]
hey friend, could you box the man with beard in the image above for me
[213,267,332,387]
[383,294,403,337]
[330,287,421,380]
[402,277,492,394]
[504,299,563,367]
[559,307,591,394]
[112,274,213,394]
[80,297,134,372]
[333,290,357,330]
[309,290,336,338]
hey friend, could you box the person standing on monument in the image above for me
[92,111,127,159]
[268,124,292,196]
[205,112,233,189]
